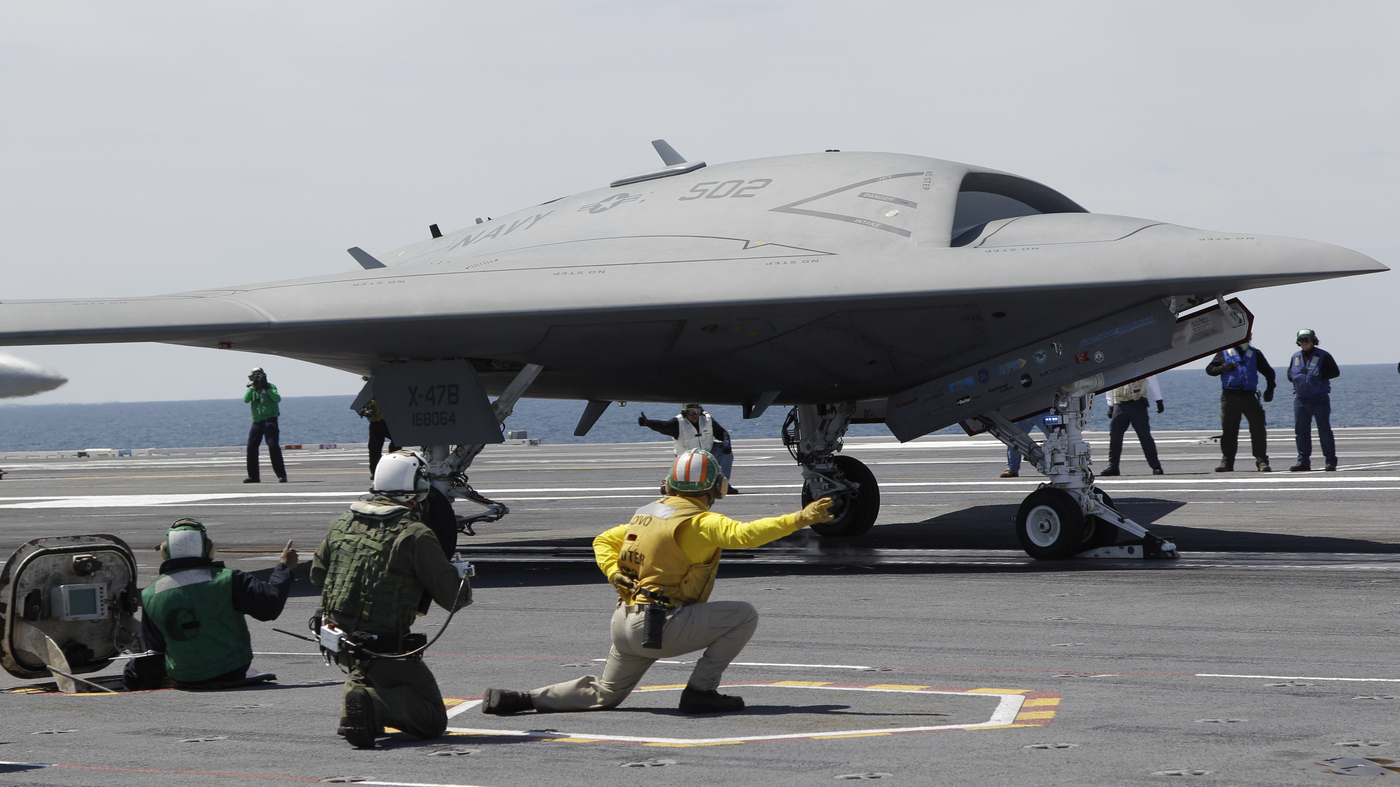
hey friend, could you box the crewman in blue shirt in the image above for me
[1206,342,1277,472]
[1287,328,1341,471]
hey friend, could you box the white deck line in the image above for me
[446,685,1024,744]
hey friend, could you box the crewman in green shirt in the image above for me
[243,367,287,483]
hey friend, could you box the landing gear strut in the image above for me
[783,403,880,537]
[422,364,544,538]
[974,378,1178,560]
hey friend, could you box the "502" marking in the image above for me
[678,178,772,201]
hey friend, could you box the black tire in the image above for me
[802,455,880,538]
[1081,489,1119,550]
[1015,487,1086,559]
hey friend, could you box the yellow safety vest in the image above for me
[615,496,720,606]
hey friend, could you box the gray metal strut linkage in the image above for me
[423,363,544,534]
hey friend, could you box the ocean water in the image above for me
[0,365,1395,452]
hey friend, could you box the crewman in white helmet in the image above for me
[311,450,473,749]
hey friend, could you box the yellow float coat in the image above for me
[595,495,805,606]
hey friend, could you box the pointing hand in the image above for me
[280,539,299,568]
[796,497,836,527]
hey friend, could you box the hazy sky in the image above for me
[3,1,1396,404]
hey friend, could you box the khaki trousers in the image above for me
[341,655,447,739]
[530,600,758,712]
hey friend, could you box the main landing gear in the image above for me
[973,378,1179,561]
[423,364,544,538]
[783,403,880,537]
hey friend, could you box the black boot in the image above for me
[339,687,377,749]
[1215,460,1233,472]
[481,688,534,715]
[1099,466,1120,477]
[678,686,745,714]
[1256,458,1272,472]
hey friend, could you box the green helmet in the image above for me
[668,449,720,493]
[1296,328,1319,346]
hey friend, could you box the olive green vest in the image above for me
[142,563,252,683]
[616,496,721,607]
[319,502,426,641]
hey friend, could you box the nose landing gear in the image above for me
[977,378,1179,560]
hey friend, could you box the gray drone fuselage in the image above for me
[0,150,1384,419]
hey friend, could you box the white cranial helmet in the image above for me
[371,450,430,501]
[161,518,213,560]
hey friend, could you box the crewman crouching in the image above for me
[481,448,834,716]
[124,519,296,690]
[311,450,473,749]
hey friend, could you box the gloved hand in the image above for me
[609,572,634,589]
[795,497,836,527]
[1107,406,1115,419]
[1263,387,1274,403]
[1221,361,1237,372]
[637,415,647,426]
[1156,400,1165,414]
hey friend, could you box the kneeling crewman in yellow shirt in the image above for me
[482,448,834,715]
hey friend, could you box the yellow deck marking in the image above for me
[1014,710,1057,720]
[1022,697,1060,707]
[866,683,931,691]
[771,680,834,687]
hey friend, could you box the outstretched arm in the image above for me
[639,416,681,438]
[684,498,835,550]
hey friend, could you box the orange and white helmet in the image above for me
[667,449,727,497]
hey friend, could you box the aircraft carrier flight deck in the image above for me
[1,428,1397,786]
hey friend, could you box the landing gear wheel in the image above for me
[1080,489,1119,550]
[1015,487,1086,560]
[802,455,880,538]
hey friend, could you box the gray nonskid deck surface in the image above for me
[1,429,1397,786]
